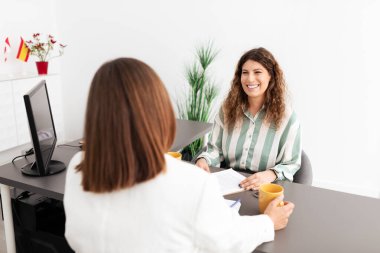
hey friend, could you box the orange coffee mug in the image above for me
[258,183,284,214]
[167,152,182,160]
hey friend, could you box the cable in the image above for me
[16,191,35,200]
[11,155,27,163]
[11,148,34,164]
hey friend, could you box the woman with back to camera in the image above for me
[63,57,294,253]
[196,47,301,190]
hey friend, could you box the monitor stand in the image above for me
[21,160,66,177]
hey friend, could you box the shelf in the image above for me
[0,73,58,82]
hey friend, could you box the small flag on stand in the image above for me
[4,37,11,62]
[16,37,30,62]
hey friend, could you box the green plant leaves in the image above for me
[196,42,218,71]
[177,41,219,159]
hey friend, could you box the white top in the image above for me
[64,152,274,253]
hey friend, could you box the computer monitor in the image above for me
[21,80,65,176]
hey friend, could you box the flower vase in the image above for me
[36,61,49,75]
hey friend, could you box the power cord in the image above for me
[16,191,35,200]
[11,148,34,164]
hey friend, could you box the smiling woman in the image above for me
[196,47,301,190]
[240,59,272,113]
[226,48,287,130]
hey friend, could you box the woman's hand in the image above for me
[264,196,295,230]
[239,170,277,190]
[195,158,210,173]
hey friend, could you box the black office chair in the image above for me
[192,148,313,185]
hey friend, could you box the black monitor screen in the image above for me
[22,80,65,176]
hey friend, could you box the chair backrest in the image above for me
[293,150,313,185]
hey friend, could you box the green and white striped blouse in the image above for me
[199,106,301,181]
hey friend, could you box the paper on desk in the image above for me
[224,199,241,212]
[211,168,246,196]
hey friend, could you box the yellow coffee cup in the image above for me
[167,152,182,160]
[258,183,284,214]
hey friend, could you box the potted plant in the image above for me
[26,33,66,75]
[177,42,219,161]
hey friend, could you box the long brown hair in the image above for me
[77,58,176,193]
[223,47,286,129]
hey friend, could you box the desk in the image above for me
[220,170,380,253]
[171,119,212,151]
[0,119,212,253]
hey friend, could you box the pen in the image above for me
[230,198,241,208]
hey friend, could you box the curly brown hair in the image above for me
[223,47,286,129]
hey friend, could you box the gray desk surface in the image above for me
[0,119,212,201]
[219,169,380,253]
[171,119,212,151]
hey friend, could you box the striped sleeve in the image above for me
[197,109,225,166]
[272,113,302,181]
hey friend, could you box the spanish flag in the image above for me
[16,37,30,62]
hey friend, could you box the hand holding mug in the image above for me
[264,196,295,230]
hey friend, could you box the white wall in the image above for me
[0,0,65,164]
[2,0,380,197]
[0,0,61,75]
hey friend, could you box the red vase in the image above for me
[36,61,49,75]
